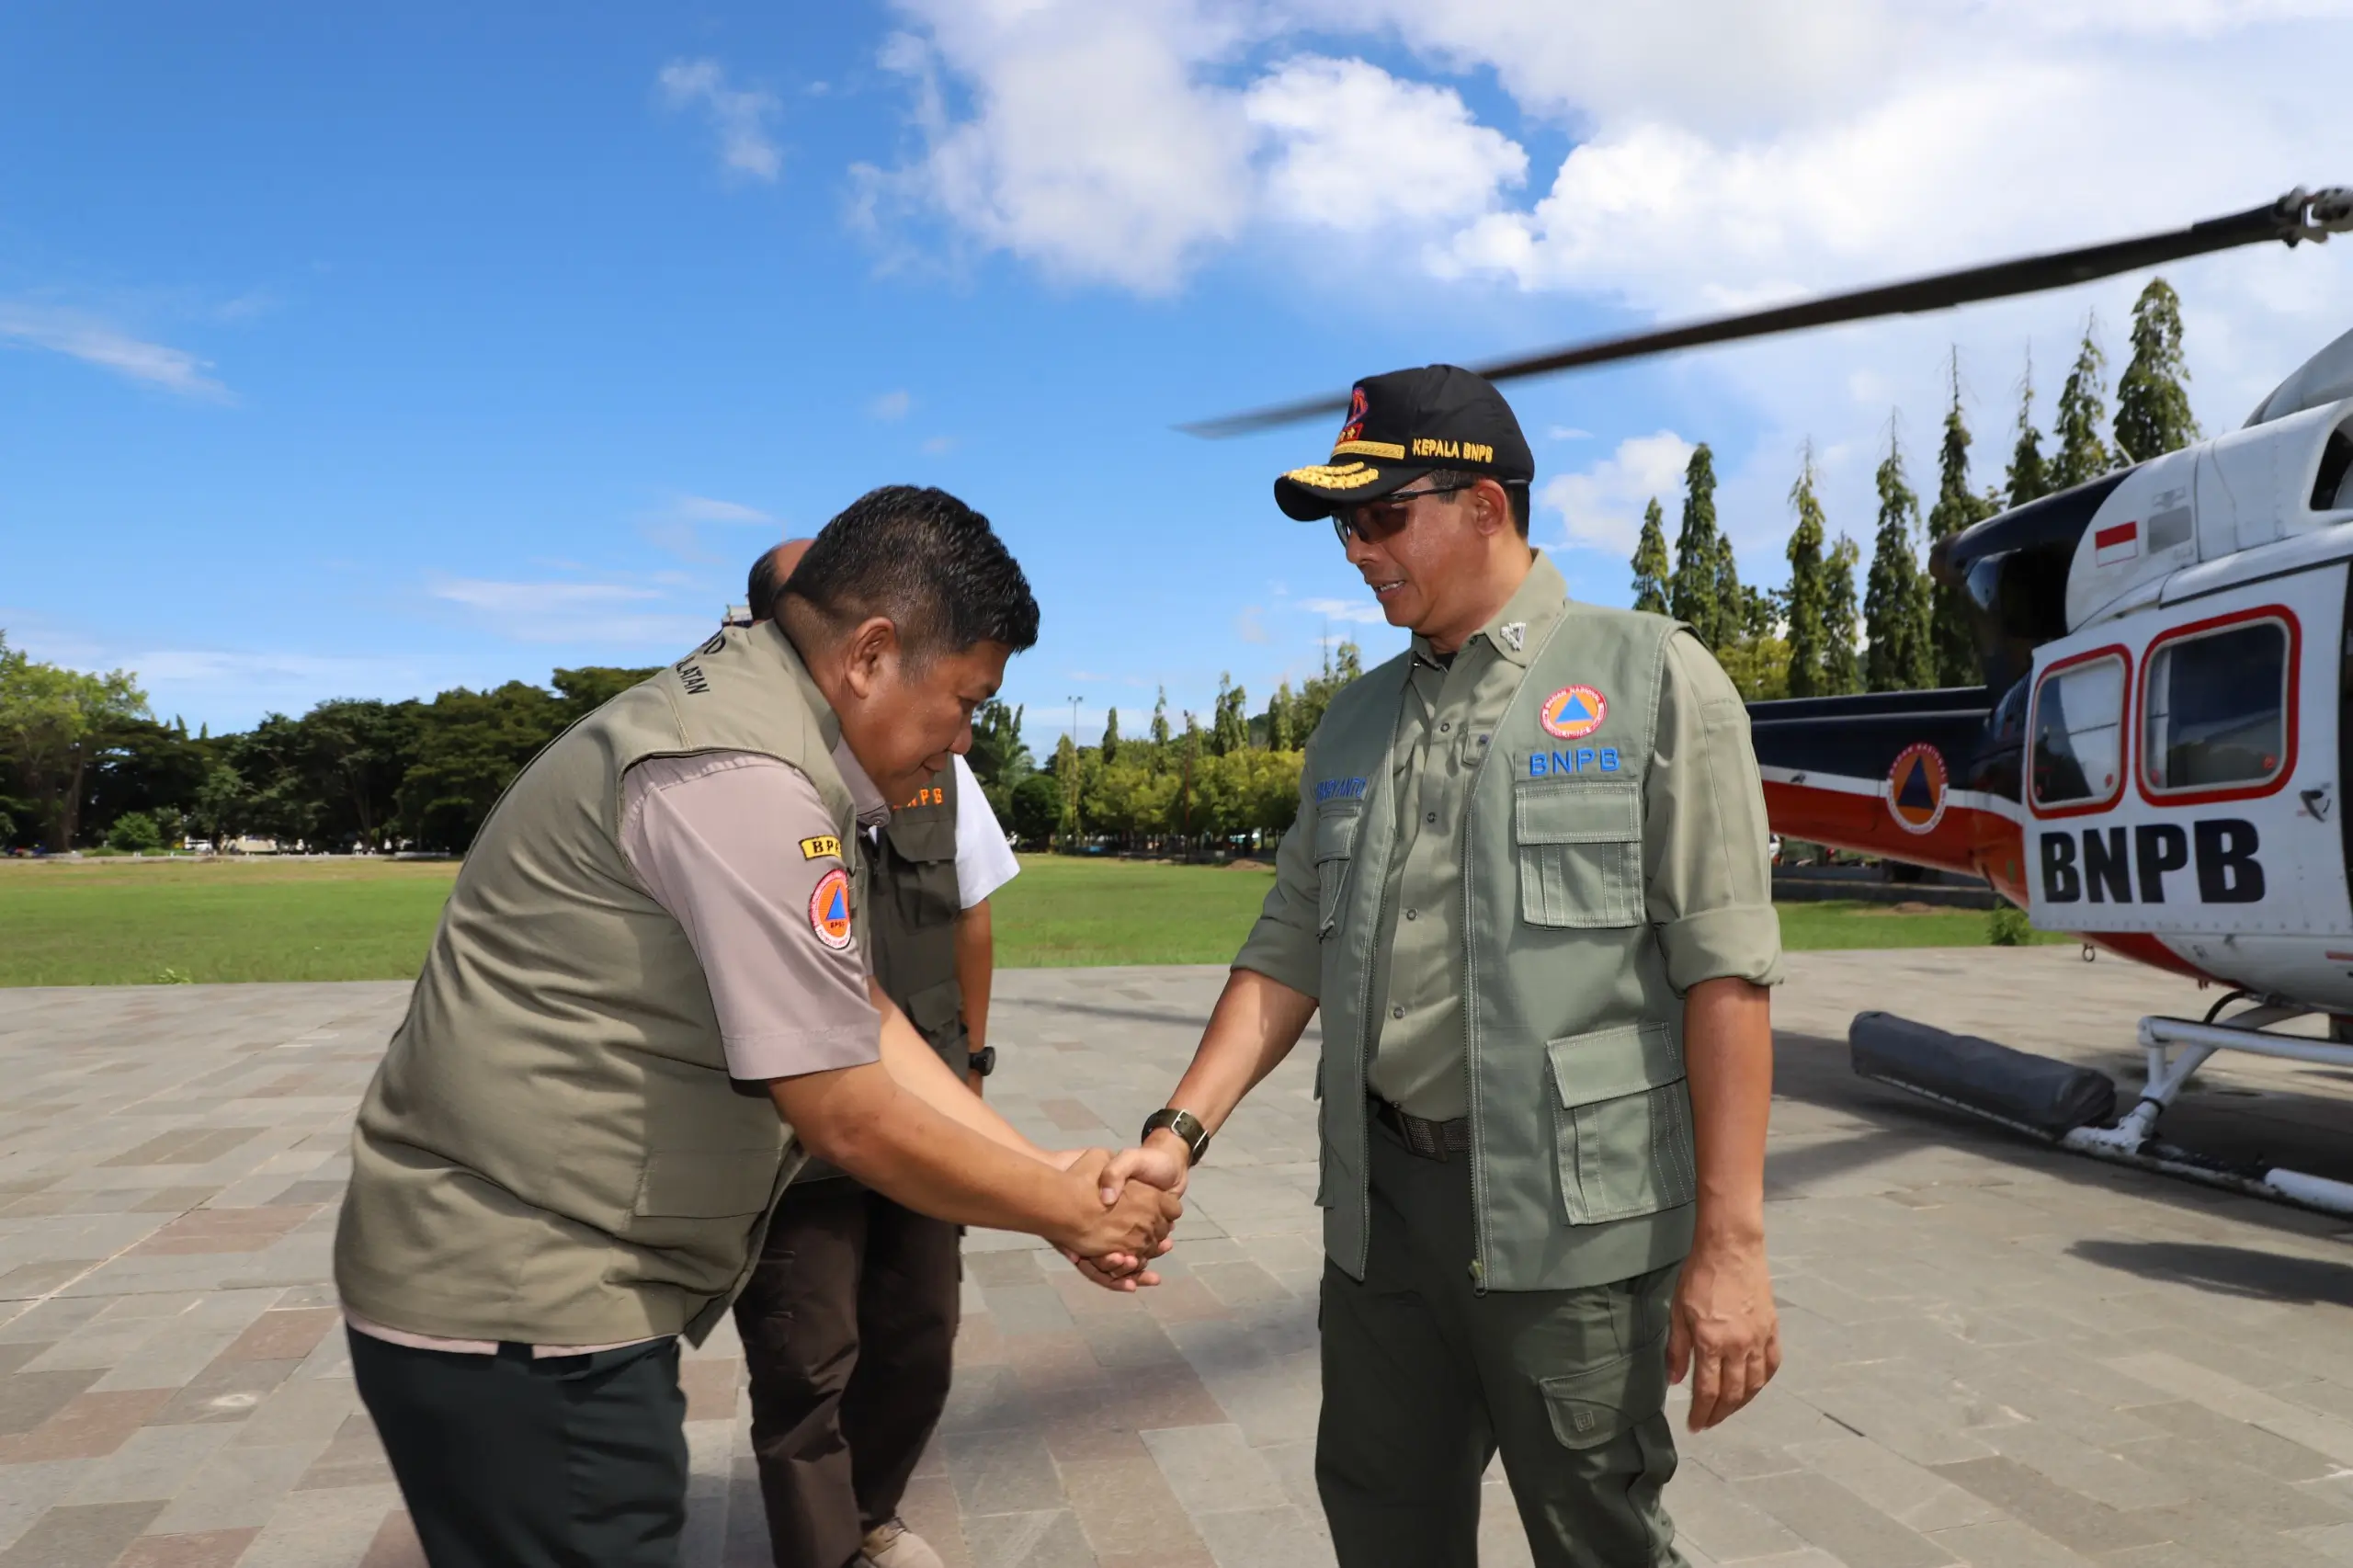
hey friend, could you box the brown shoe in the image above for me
[861,1517,946,1568]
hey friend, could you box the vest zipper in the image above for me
[1461,723,1495,1299]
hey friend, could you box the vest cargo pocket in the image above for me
[1313,801,1361,937]
[1546,1024,1697,1225]
[633,1150,779,1219]
[1514,779,1642,927]
[904,974,964,1035]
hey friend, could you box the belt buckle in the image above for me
[1405,1112,1445,1162]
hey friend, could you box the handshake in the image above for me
[1047,1136,1192,1291]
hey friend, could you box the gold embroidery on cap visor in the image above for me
[1330,438,1406,460]
[1281,461,1388,492]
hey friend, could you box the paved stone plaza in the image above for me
[5,948,2353,1567]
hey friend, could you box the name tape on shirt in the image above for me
[808,867,854,950]
[799,835,842,861]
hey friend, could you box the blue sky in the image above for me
[6,2,2347,744]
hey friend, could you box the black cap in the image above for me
[1273,364,1535,521]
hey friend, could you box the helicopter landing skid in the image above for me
[2057,1007,2353,1218]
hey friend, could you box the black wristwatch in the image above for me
[1141,1108,1211,1166]
[967,1045,996,1079]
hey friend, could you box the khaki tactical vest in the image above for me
[798,762,966,1185]
[1308,602,1697,1292]
[334,621,863,1346]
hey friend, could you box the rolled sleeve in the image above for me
[1231,766,1324,1000]
[619,752,883,1082]
[1644,632,1785,992]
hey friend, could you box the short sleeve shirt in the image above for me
[949,753,1020,907]
[618,747,892,1082]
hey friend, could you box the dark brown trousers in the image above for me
[732,1176,962,1568]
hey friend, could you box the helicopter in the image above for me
[1191,184,2353,1216]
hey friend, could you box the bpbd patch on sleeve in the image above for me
[799,835,843,861]
[808,867,854,950]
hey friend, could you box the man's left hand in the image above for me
[1665,1228,1780,1431]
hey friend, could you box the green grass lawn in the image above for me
[0,853,2059,987]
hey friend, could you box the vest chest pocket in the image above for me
[1514,779,1643,928]
[1546,1023,1696,1225]
[1313,801,1361,937]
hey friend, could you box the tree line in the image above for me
[979,645,1364,856]
[0,656,676,856]
[0,631,1359,858]
[1633,277,2200,698]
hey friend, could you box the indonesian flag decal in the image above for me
[2095,519,2140,567]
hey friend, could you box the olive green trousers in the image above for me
[1315,1118,1687,1568]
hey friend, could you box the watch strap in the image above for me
[1141,1108,1211,1165]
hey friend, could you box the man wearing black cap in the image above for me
[1104,367,1784,1564]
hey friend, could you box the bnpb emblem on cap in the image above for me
[808,867,854,950]
[1540,686,1608,741]
[1336,386,1369,446]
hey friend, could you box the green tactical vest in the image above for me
[797,762,966,1185]
[1307,601,1698,1293]
[866,760,967,1067]
[334,620,863,1346]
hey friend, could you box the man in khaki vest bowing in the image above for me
[1107,368,1783,1566]
[335,487,1176,1568]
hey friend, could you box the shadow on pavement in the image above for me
[2066,1238,2353,1308]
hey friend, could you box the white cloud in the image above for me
[663,494,774,525]
[0,302,229,400]
[864,2,1256,292]
[1245,57,1525,233]
[921,434,958,454]
[1233,606,1270,643]
[1548,426,1593,441]
[870,389,913,420]
[1540,431,1695,558]
[1297,596,1388,625]
[431,578,708,646]
[658,59,783,182]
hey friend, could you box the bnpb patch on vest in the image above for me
[808,867,854,950]
[799,835,842,861]
[1539,685,1608,740]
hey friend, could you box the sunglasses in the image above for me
[1329,483,1472,547]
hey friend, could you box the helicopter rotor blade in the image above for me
[1181,185,2353,438]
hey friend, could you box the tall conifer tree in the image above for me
[1864,428,1934,692]
[2115,278,2200,462]
[1101,707,1120,762]
[1823,537,1863,696]
[2051,316,2114,489]
[1711,530,1748,651]
[1630,498,1671,615]
[1669,445,1722,645]
[2006,354,2051,508]
[1927,356,1994,687]
[1783,449,1829,698]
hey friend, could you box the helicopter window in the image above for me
[2315,426,2353,512]
[2029,652,2127,811]
[2143,619,2291,795]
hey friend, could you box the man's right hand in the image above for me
[1054,1150,1181,1263]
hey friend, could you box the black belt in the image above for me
[1370,1096,1471,1161]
